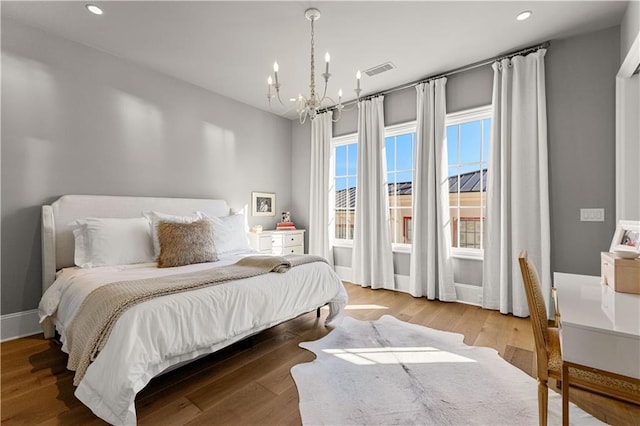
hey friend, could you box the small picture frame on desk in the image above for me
[252,192,275,217]
[610,220,640,251]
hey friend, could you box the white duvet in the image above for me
[38,250,347,425]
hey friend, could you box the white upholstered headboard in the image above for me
[41,195,231,293]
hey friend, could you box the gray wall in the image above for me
[293,26,620,283]
[291,120,312,253]
[333,64,493,137]
[547,26,619,276]
[620,0,639,61]
[1,19,293,315]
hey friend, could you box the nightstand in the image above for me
[247,229,306,255]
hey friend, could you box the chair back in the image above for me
[518,250,550,381]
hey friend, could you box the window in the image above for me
[385,123,416,246]
[333,137,357,241]
[446,105,492,254]
[331,107,491,254]
[332,123,417,245]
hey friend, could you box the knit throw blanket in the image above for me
[65,254,326,386]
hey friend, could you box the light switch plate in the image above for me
[580,208,605,222]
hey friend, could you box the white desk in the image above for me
[554,272,640,379]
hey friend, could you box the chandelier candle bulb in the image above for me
[325,52,330,75]
[338,88,343,102]
[356,70,361,91]
[267,76,272,98]
[273,62,279,85]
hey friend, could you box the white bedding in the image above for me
[38,249,347,425]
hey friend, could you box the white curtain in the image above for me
[483,49,551,317]
[409,78,457,301]
[351,96,395,289]
[308,111,334,267]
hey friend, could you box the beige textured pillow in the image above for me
[157,219,218,268]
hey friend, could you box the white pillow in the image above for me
[201,213,250,254]
[72,217,155,268]
[143,211,203,257]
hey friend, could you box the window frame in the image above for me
[332,133,358,247]
[385,121,417,253]
[446,104,492,260]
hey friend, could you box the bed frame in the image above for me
[41,195,232,338]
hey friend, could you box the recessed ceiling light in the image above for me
[516,11,532,21]
[86,4,103,15]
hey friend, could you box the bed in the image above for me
[38,195,347,425]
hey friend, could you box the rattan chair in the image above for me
[518,250,640,426]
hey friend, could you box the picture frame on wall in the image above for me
[252,192,275,217]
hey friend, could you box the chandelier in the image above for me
[266,8,362,123]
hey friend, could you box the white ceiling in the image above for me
[2,1,628,120]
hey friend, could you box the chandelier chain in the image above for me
[309,17,316,101]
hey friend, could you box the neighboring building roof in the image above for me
[335,169,487,209]
[448,168,487,193]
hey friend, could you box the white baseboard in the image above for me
[1,309,42,342]
[453,283,483,306]
[334,266,482,306]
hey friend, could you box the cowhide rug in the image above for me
[291,315,601,425]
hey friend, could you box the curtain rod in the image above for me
[320,40,550,113]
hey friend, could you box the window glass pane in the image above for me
[396,171,412,184]
[447,126,458,164]
[385,137,395,171]
[389,208,398,244]
[336,145,347,176]
[449,192,460,208]
[460,192,481,208]
[388,182,397,199]
[347,143,358,174]
[458,209,480,250]
[450,210,459,247]
[347,187,356,210]
[460,121,481,164]
[395,133,413,170]
[404,216,413,244]
[459,164,479,175]
[399,207,412,220]
[387,172,396,184]
[335,210,347,239]
[483,119,491,160]
[399,208,412,244]
[347,176,356,190]
[459,206,481,219]
[335,178,347,208]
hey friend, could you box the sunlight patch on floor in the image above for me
[343,304,389,310]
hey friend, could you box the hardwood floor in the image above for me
[2,283,638,425]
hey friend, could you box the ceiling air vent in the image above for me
[364,62,396,77]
